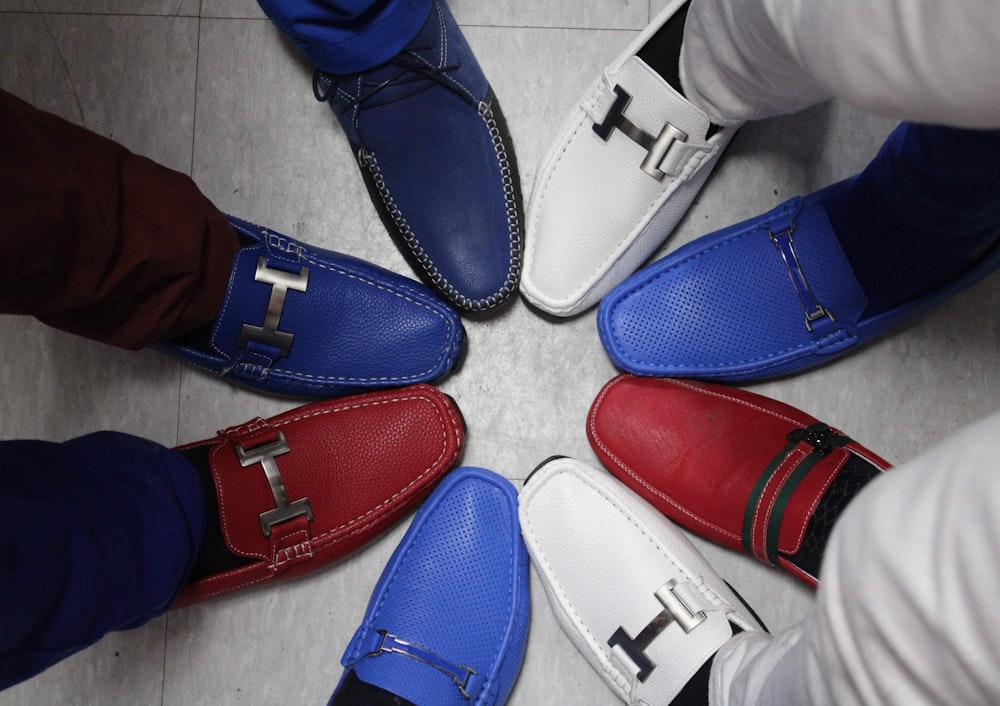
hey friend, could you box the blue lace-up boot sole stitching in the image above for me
[354,92,523,313]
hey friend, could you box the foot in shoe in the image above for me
[598,171,1000,381]
[814,124,1000,318]
[156,215,465,397]
[330,467,530,706]
[522,0,737,317]
[171,386,465,607]
[313,0,523,313]
[587,375,892,586]
[519,457,765,705]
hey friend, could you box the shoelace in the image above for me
[313,43,470,112]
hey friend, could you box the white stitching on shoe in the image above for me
[525,79,721,314]
[360,98,521,312]
[587,376,808,543]
[520,465,731,694]
[187,391,462,600]
[209,229,461,384]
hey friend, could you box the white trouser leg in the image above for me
[710,409,1000,706]
[680,0,1000,128]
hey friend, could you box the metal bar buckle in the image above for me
[370,631,477,699]
[607,579,708,682]
[593,85,688,180]
[239,257,310,355]
[234,431,314,537]
[768,223,836,331]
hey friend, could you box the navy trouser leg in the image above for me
[817,123,1000,316]
[257,0,433,74]
[0,432,204,690]
[872,123,1000,238]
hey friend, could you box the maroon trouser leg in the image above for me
[0,89,239,349]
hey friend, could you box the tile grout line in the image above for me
[159,7,204,706]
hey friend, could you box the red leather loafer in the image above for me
[587,375,891,586]
[173,384,464,607]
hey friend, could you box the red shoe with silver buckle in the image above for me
[172,384,464,607]
[587,374,891,586]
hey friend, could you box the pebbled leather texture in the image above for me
[338,467,530,706]
[315,0,523,313]
[522,0,737,317]
[587,375,892,586]
[598,193,1000,382]
[155,215,465,397]
[519,457,763,705]
[171,385,465,607]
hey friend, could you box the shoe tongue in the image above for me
[629,56,712,142]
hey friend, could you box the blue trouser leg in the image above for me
[0,432,204,690]
[257,0,433,74]
[873,123,1000,238]
[816,123,1000,316]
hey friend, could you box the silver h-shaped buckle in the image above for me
[235,431,314,537]
[768,223,836,331]
[593,85,688,180]
[239,258,310,355]
[369,631,478,699]
[607,579,707,682]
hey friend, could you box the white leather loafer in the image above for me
[521,0,739,317]
[519,457,764,704]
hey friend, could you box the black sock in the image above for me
[170,320,215,352]
[637,3,689,97]
[178,444,254,583]
[786,453,882,579]
[329,670,417,706]
[637,2,723,140]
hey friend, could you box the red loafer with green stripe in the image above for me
[587,375,891,586]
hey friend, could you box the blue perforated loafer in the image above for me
[329,467,530,706]
[155,216,464,397]
[598,194,1000,382]
[313,0,523,313]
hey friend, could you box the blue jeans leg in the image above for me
[257,0,434,74]
[0,432,204,690]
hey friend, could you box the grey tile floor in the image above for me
[1,2,998,704]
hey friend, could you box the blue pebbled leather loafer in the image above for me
[598,195,1000,382]
[331,467,530,706]
[155,215,464,397]
[313,0,523,314]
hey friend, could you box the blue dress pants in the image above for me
[257,0,433,74]
[820,122,1000,317]
[0,433,204,690]
[873,123,1000,240]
